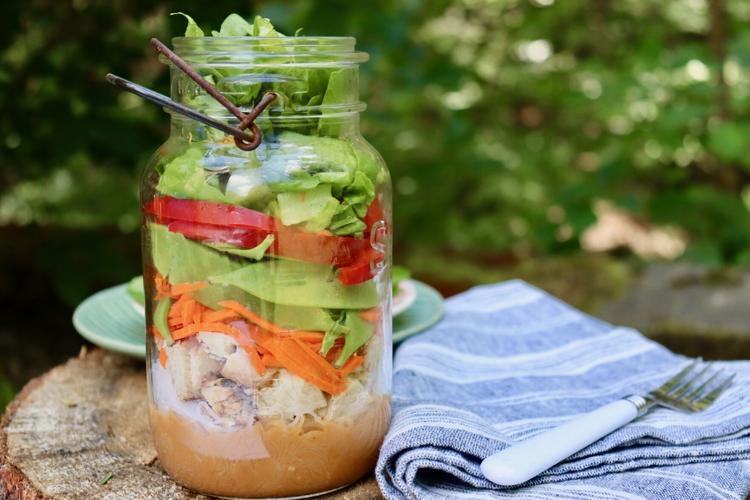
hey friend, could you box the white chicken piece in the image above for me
[166,338,222,400]
[200,378,255,427]
[197,331,270,388]
[197,331,238,359]
[221,349,266,387]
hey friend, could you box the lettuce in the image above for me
[149,223,240,284]
[318,68,357,137]
[277,184,339,230]
[216,14,254,36]
[253,16,284,37]
[167,15,380,235]
[209,259,378,309]
[205,235,274,260]
[173,14,358,132]
[157,148,228,203]
[318,310,375,366]
[150,224,334,331]
[171,12,204,37]
[336,312,374,367]
[328,203,366,236]
[320,318,348,355]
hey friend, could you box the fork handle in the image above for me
[481,397,644,486]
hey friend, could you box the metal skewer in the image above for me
[106,38,277,151]
[105,73,257,142]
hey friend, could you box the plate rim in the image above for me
[72,284,147,358]
[392,280,444,343]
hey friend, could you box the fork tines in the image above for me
[650,359,735,412]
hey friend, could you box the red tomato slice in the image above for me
[146,196,275,232]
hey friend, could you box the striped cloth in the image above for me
[376,281,750,499]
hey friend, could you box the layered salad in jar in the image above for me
[142,14,391,498]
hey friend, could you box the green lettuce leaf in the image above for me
[342,170,375,207]
[194,284,335,331]
[278,131,358,174]
[328,203,366,236]
[209,259,377,309]
[171,12,204,37]
[350,140,383,183]
[277,184,338,229]
[224,165,273,206]
[205,235,274,260]
[252,16,285,37]
[150,223,333,330]
[320,318,348,355]
[318,68,357,136]
[149,223,241,284]
[157,148,228,203]
[335,312,374,367]
[217,13,253,36]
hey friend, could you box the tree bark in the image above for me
[708,0,730,120]
[1,349,382,499]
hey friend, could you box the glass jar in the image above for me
[140,36,392,498]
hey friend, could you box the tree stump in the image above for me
[0,349,382,499]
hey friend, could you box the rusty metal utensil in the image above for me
[105,74,257,143]
[106,38,277,151]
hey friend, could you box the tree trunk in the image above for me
[1,349,382,499]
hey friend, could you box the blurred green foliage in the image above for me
[0,378,14,412]
[2,0,750,283]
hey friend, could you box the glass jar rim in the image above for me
[172,36,369,66]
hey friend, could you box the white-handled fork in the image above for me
[481,360,735,486]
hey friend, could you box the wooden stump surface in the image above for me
[0,349,383,499]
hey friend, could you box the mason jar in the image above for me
[140,35,392,498]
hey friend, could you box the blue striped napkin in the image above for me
[376,280,750,499]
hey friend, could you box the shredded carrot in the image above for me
[242,345,266,375]
[291,338,342,382]
[271,344,344,394]
[261,353,283,368]
[159,347,168,368]
[202,309,240,323]
[257,334,345,395]
[219,300,324,339]
[181,297,196,327]
[170,281,207,297]
[151,325,163,341]
[172,322,242,341]
[305,340,323,352]
[339,355,364,376]
[168,294,190,319]
[277,331,325,342]
[325,345,344,364]
[219,300,285,333]
[155,274,171,300]
[192,303,204,325]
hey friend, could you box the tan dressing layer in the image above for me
[150,398,390,498]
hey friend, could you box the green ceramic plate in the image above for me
[72,279,444,359]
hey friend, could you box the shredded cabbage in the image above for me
[257,370,327,423]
